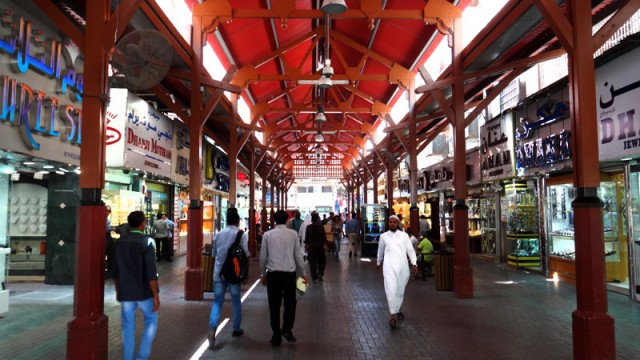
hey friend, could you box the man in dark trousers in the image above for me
[113,211,160,360]
[260,210,307,346]
[304,212,327,283]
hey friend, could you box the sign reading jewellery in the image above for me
[0,2,83,164]
[481,114,514,181]
[596,46,640,161]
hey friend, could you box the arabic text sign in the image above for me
[596,46,640,161]
[481,113,514,182]
[123,93,173,177]
[0,1,82,164]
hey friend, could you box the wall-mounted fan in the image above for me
[110,29,173,90]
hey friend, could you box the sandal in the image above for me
[389,318,397,329]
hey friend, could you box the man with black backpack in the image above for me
[207,207,250,350]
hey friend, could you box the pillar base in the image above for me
[453,264,473,299]
[185,267,204,301]
[572,310,615,359]
[67,314,109,359]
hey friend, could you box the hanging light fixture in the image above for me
[317,76,332,89]
[315,104,327,123]
[321,59,334,78]
[315,131,324,142]
[321,0,347,14]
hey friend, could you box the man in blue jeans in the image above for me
[113,211,160,360]
[207,207,250,349]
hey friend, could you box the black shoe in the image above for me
[397,312,405,321]
[270,335,282,346]
[389,318,397,329]
[349,251,352,258]
[166,258,173,262]
[282,331,297,342]
[232,329,244,337]
[157,258,162,262]
[207,328,216,349]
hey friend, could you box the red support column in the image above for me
[373,168,379,204]
[249,150,257,257]
[408,80,420,239]
[566,0,615,357]
[184,14,205,301]
[67,0,110,358]
[261,177,268,232]
[386,152,394,216]
[452,17,473,299]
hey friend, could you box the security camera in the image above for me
[122,169,130,175]
[321,59,333,78]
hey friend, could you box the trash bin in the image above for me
[434,251,454,291]
[202,244,214,292]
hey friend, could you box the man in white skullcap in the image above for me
[376,214,417,329]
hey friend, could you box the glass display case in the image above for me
[442,194,455,246]
[361,204,387,257]
[425,197,440,244]
[547,183,577,282]
[203,201,215,244]
[103,190,145,227]
[547,177,629,287]
[480,195,498,255]
[629,165,640,300]
[468,198,482,253]
[0,247,9,314]
[505,182,541,270]
[600,177,628,287]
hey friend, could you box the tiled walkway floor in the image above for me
[2,239,640,359]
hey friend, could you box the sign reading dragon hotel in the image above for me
[0,1,82,165]
[596,46,640,161]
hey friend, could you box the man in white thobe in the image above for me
[376,215,417,329]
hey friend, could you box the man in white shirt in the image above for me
[376,215,417,329]
[260,210,307,346]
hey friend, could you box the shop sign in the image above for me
[423,166,453,191]
[481,114,514,181]
[515,101,569,141]
[124,95,173,177]
[596,46,640,161]
[0,2,82,165]
[105,89,127,167]
[171,121,189,185]
[515,130,571,172]
[204,142,230,192]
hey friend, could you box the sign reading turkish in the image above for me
[0,1,82,165]
[596,46,640,161]
[122,93,173,177]
[480,113,514,182]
